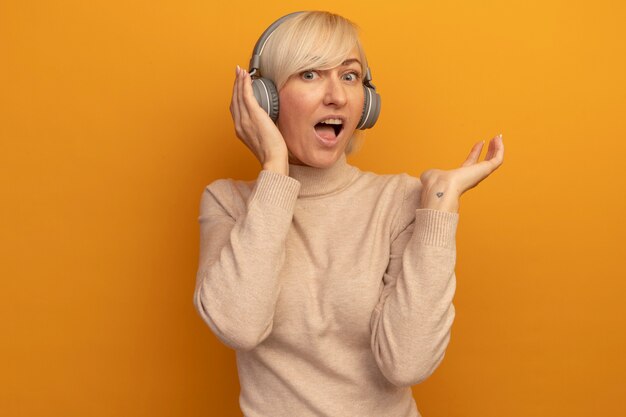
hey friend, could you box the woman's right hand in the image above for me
[230,66,289,175]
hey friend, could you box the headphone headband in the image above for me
[248,11,304,77]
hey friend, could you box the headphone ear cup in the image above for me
[251,77,280,122]
[357,85,381,130]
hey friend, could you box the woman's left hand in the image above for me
[419,134,505,213]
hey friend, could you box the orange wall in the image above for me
[2,1,625,416]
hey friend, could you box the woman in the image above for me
[194,11,504,417]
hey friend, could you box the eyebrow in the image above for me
[341,58,362,67]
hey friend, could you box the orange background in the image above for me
[2,0,625,416]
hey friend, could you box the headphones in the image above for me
[248,11,381,130]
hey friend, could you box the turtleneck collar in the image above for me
[288,153,358,198]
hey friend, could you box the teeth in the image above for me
[320,118,343,125]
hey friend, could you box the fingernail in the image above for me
[236,65,240,75]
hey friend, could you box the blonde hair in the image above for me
[258,11,369,154]
[259,11,367,89]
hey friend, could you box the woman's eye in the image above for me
[301,71,317,80]
[342,72,360,82]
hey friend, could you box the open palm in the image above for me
[420,134,505,197]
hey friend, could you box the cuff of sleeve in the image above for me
[413,209,459,248]
[249,170,301,211]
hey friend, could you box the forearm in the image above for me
[194,171,300,350]
[371,209,459,387]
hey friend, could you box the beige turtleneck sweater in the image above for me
[194,154,459,417]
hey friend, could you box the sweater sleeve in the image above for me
[193,170,301,351]
[370,176,459,387]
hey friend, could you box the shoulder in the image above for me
[353,168,423,205]
[199,177,255,220]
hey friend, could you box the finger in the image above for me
[489,135,505,167]
[484,138,496,160]
[234,68,256,147]
[242,69,271,133]
[485,135,504,168]
[237,69,252,128]
[459,136,504,192]
[241,70,265,117]
[461,141,484,167]
[231,66,242,130]
[484,134,501,160]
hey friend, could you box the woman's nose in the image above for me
[322,77,347,107]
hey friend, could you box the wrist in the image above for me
[262,158,289,176]
[420,185,460,213]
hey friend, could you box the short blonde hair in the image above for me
[259,11,367,90]
[259,11,369,153]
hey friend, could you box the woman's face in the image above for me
[277,48,365,168]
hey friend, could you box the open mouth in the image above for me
[314,118,344,141]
